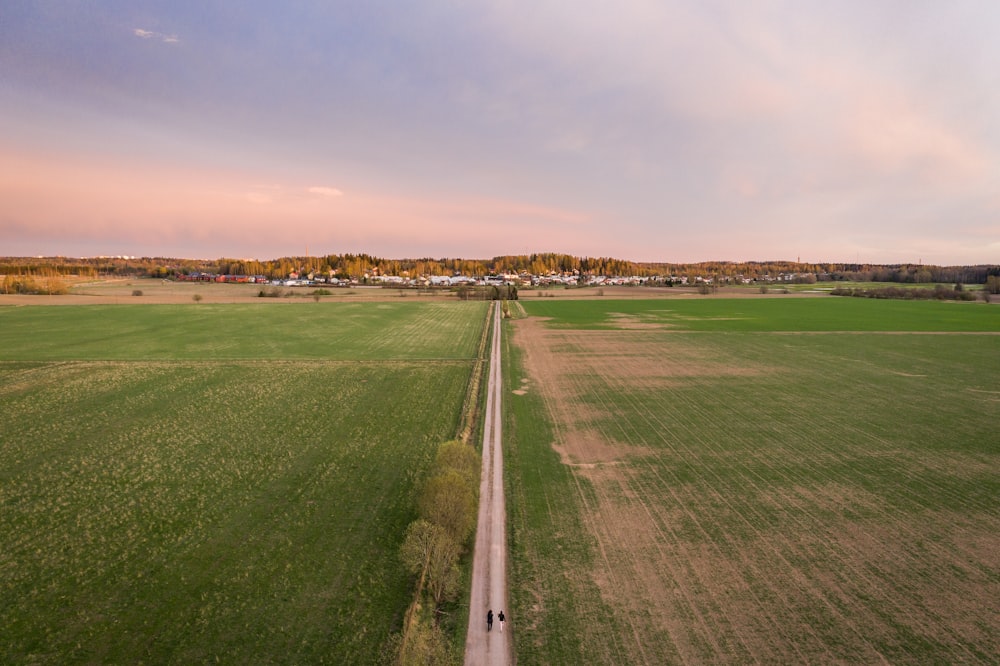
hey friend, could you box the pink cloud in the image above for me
[133,28,179,44]
[307,186,344,197]
[0,149,595,258]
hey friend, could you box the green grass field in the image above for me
[520,295,1000,331]
[506,297,999,664]
[0,301,489,664]
[0,301,483,360]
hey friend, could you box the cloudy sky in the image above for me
[2,1,998,264]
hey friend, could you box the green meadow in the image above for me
[521,295,1000,331]
[0,301,483,361]
[506,297,1000,664]
[0,302,489,664]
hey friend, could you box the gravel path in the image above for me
[464,302,512,665]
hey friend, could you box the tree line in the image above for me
[4,255,998,285]
[830,285,981,302]
[387,440,480,665]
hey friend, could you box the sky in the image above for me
[2,1,999,265]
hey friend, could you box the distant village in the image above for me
[173,268,821,288]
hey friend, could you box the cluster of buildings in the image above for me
[174,269,819,288]
[178,273,261,283]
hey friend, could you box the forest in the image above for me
[2,253,998,286]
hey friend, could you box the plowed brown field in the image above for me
[509,312,999,664]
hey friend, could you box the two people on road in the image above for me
[487,609,506,633]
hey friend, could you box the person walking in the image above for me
[498,610,505,632]
[487,609,494,632]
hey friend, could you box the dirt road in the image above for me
[464,302,512,665]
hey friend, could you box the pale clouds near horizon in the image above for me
[1,1,998,263]
[133,28,179,43]
[307,187,344,198]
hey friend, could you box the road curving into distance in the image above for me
[464,301,511,665]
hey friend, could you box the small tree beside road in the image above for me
[400,519,462,607]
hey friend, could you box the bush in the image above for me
[830,285,979,302]
[192,293,203,303]
[434,440,480,500]
[394,608,455,666]
[132,289,143,296]
[418,469,476,547]
[1,275,69,295]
